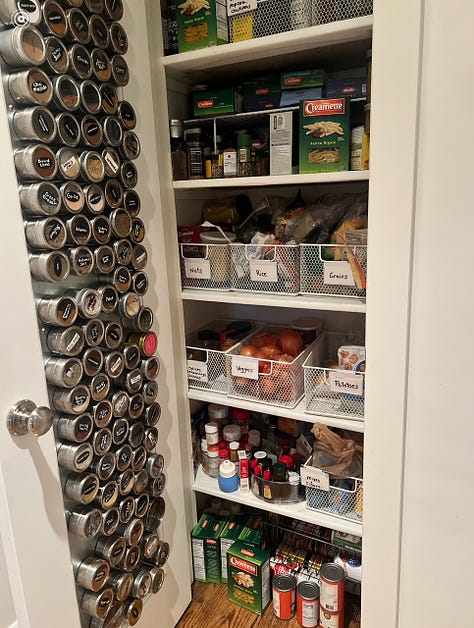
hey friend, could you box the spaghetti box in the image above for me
[192,87,243,117]
[177,0,228,53]
[237,515,262,547]
[299,97,350,173]
[325,76,367,100]
[227,541,271,615]
[191,513,224,583]
[242,74,282,112]
[281,69,325,90]
[219,519,244,583]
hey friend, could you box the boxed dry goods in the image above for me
[242,74,282,112]
[177,0,228,53]
[299,97,350,173]
[192,87,243,117]
[227,541,271,615]
[219,519,244,582]
[281,69,325,90]
[191,513,224,583]
[237,515,262,547]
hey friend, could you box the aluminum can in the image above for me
[319,607,344,628]
[83,318,105,346]
[115,443,132,471]
[134,493,149,519]
[155,540,170,568]
[319,563,345,612]
[44,35,69,74]
[297,581,320,628]
[123,598,142,626]
[12,106,56,143]
[118,495,135,523]
[60,180,84,213]
[87,372,110,402]
[148,473,166,499]
[93,480,119,510]
[116,518,144,547]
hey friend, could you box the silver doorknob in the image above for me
[7,400,54,437]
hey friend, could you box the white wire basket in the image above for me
[230,243,300,295]
[179,243,232,291]
[228,0,312,43]
[312,0,373,26]
[303,332,365,420]
[299,243,367,299]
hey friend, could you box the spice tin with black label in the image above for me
[117,518,144,547]
[112,418,129,446]
[103,0,123,21]
[133,469,148,495]
[141,532,159,561]
[110,54,128,86]
[91,47,111,82]
[67,505,102,539]
[90,215,111,244]
[128,422,144,448]
[29,250,70,281]
[55,412,93,443]
[122,343,140,370]
[132,569,152,600]
[95,535,126,567]
[93,480,118,510]
[0,0,41,26]
[155,541,170,568]
[45,356,83,387]
[40,1,68,38]
[84,0,104,14]
[117,468,135,497]
[52,384,90,413]
[115,444,132,472]
[57,440,93,472]
[13,106,56,143]
[123,188,140,216]
[103,177,122,208]
[118,496,135,524]
[130,244,147,271]
[101,507,120,537]
[148,473,166,499]
[123,598,142,626]
[146,453,164,479]
[75,557,110,592]
[131,446,146,473]
[119,160,137,188]
[92,427,113,456]
[103,322,123,349]
[82,346,104,378]
[91,398,113,425]
[90,451,116,482]
[120,130,140,161]
[143,381,158,405]
[81,114,103,147]
[68,42,92,79]
[0,25,46,67]
[130,272,148,297]
[82,318,105,346]
[119,544,141,573]
[60,180,84,212]
[63,471,99,504]
[107,570,133,602]
[80,587,114,620]
[108,21,127,56]
[43,35,69,74]
[84,182,105,213]
[55,111,81,147]
[128,392,144,420]
[15,144,57,179]
[66,214,91,244]
[8,68,52,105]
[93,245,115,273]
[79,80,102,114]
[145,497,165,531]
[19,181,60,215]
[90,13,109,48]
[134,493,149,520]
[65,7,90,44]
[86,372,110,401]
[100,82,118,115]
[69,246,94,276]
[57,147,80,180]
[144,426,159,452]
[37,295,77,326]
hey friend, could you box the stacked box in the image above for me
[242,74,282,112]
[237,515,262,547]
[191,514,224,583]
[192,88,243,117]
[219,520,244,583]
[177,0,228,53]
[227,541,271,615]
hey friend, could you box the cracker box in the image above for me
[191,513,224,583]
[177,0,228,53]
[299,97,350,173]
[227,541,271,615]
[219,519,244,583]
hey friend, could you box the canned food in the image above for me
[43,35,69,74]
[120,131,140,161]
[45,356,83,387]
[91,398,113,426]
[12,106,56,143]
[132,569,152,600]
[68,42,92,80]
[89,602,124,628]
[84,183,105,214]
[296,581,320,628]
[92,427,113,456]
[90,13,108,48]
[80,80,102,114]
[119,544,141,573]
[143,381,158,404]
[130,244,147,270]
[89,452,116,481]
[87,372,110,401]
[101,507,120,536]
[102,146,120,177]
[319,607,344,628]
[90,215,111,244]
[95,535,126,567]
[80,150,105,183]
[110,390,128,418]
[119,160,137,188]
[131,272,148,297]
[145,497,165,531]
[15,144,57,180]
[144,427,158,452]
[134,493,149,519]
[55,111,81,147]
[118,496,135,523]
[55,412,93,442]
[93,245,115,273]
[40,1,68,37]
[75,557,110,592]
[52,384,90,413]
[155,540,170,568]
[38,295,77,326]
[91,47,111,82]
[103,0,123,21]
[110,54,128,87]
[83,318,105,346]
[107,570,133,602]
[57,147,80,180]
[117,467,135,495]
[0,25,46,67]
[128,331,157,358]
[108,208,130,237]
[115,443,132,471]
[51,74,80,111]
[133,469,148,495]
[146,453,164,479]
[29,251,70,281]
[8,68,52,105]
[104,178,122,208]
[128,422,144,449]
[0,0,41,26]
[64,7,89,43]
[80,587,114,620]
[60,180,84,212]
[19,181,60,215]
[100,82,118,115]
[141,357,160,382]
[118,292,142,320]
[103,350,124,378]
[131,446,146,472]
[93,480,118,509]
[67,505,102,539]
[108,21,127,56]
[81,114,103,147]
[319,563,345,613]
[141,532,159,560]
[70,287,102,318]
[122,344,140,370]
[123,598,142,626]
[128,393,144,419]
[63,471,99,504]
[47,325,84,357]
[65,214,91,244]
[112,418,129,445]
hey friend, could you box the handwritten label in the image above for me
[301,465,330,491]
[187,360,208,383]
[323,261,355,286]
[249,260,278,283]
[185,258,211,280]
[231,355,258,380]
[328,370,364,397]
[227,0,257,16]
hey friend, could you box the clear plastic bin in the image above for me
[251,474,305,504]
[230,243,299,295]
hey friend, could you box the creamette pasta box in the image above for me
[227,541,270,615]
[177,0,228,53]
[299,97,350,173]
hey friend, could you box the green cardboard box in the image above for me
[281,69,325,90]
[191,514,224,583]
[219,519,244,583]
[242,74,282,112]
[192,88,243,117]
[299,97,350,173]
[237,515,261,547]
[177,0,228,53]
[227,541,270,615]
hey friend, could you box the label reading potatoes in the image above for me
[231,356,258,380]
[187,360,208,383]
[249,260,278,283]
[323,261,355,286]
[184,258,211,280]
[227,0,257,15]
[328,370,364,397]
[300,465,330,491]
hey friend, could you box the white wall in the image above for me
[0,537,15,628]
[398,1,474,624]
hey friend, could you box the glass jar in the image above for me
[206,449,219,478]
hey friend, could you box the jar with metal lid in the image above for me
[117,467,135,496]
[59,180,83,212]
[63,471,99,503]
[118,160,137,188]
[93,245,115,273]
[54,411,92,442]
[118,495,135,523]
[83,0,104,12]
[91,426,113,456]
[91,398,112,425]
[148,567,165,595]
[68,42,92,79]
[39,1,68,37]
[101,507,120,536]
[69,246,93,276]
[29,250,70,281]
[65,214,91,244]
[102,147,120,178]
[64,6,89,42]
[91,47,111,82]
[123,598,142,626]
[107,209,130,238]
[67,287,101,318]
[99,83,118,116]
[99,266,131,294]
[134,493,149,519]
[56,147,80,180]
[155,540,170,568]
[103,178,122,209]
[127,306,153,332]
[144,497,165,532]
[89,601,124,628]
[111,417,128,445]
[118,292,141,320]
[55,111,81,147]
[95,534,126,566]
[103,321,123,348]
[89,451,116,482]
[8,68,52,105]
[83,182,105,213]
[0,0,42,25]
[127,331,157,358]
[115,443,132,471]
[79,80,102,114]
[146,452,164,479]
[57,441,93,472]
[128,421,144,448]
[117,369,142,396]
[81,587,114,620]
[96,284,117,313]
[131,569,152,600]
[80,115,103,148]
[143,380,158,404]
[148,473,166,499]
[131,446,146,473]
[12,106,56,143]
[107,570,133,603]
[144,426,158,452]
[117,518,144,547]
[85,372,110,401]
[82,317,104,346]
[141,532,159,560]
[101,115,123,147]
[47,325,84,356]
[45,355,83,387]
[131,272,148,297]
[110,53,128,86]
[112,239,131,267]
[133,469,148,495]
[103,0,122,20]
[121,344,140,371]
[15,144,57,180]
[89,13,108,47]
[67,505,102,539]
[122,190,139,217]
[90,215,110,244]
[110,389,128,417]
[0,25,46,67]
[120,130,140,161]
[93,479,118,509]
[129,217,144,244]
[119,544,141,573]
[37,294,78,326]
[108,20,127,56]
[80,150,105,183]
[51,73,80,110]
[127,393,144,419]
[102,350,124,378]
[140,357,159,383]
[52,383,90,413]
[43,34,69,73]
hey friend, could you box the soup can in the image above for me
[319,563,345,612]
[319,607,344,628]
[273,573,296,620]
[296,581,320,627]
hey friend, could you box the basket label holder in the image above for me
[301,465,330,492]
[187,359,209,383]
[231,355,259,380]
[227,0,257,16]
[249,259,278,283]
[328,370,364,396]
[323,260,355,286]
[184,258,211,280]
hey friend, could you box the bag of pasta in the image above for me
[310,423,363,479]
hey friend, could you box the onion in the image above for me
[239,344,258,357]
[278,329,303,357]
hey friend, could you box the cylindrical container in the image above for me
[111,390,128,418]
[100,83,118,115]
[40,1,68,37]
[103,0,122,20]
[120,130,140,161]
[127,331,157,358]
[123,598,142,626]
[122,344,141,370]
[0,0,41,25]
[148,567,165,595]
[80,114,103,147]
[141,357,159,382]
[93,480,119,510]
[70,287,102,318]
[65,214,91,244]
[93,245,115,273]
[102,115,122,147]
[319,607,344,628]
[364,102,371,136]
[91,398,112,426]
[117,468,135,496]
[319,563,345,613]
[108,21,127,56]
[51,74,80,110]
[56,147,80,180]
[218,459,238,493]
[89,602,124,628]
[127,393,144,420]
[90,452,116,482]
[87,373,109,402]
[118,496,135,524]
[127,307,153,333]
[20,181,60,216]
[118,292,141,320]
[84,0,104,12]
[60,180,84,213]
[101,507,119,537]
[91,46,111,82]
[117,100,136,130]
[47,325,84,356]
[67,505,102,539]
[15,144,57,180]
[108,209,131,239]
[37,295,78,326]
[131,569,152,600]
[131,272,148,297]
[103,178,122,209]
[110,53,128,86]
[79,79,101,114]
[144,427,158,452]
[118,160,137,189]
[102,146,120,178]
[52,384,90,414]
[43,35,69,74]
[107,570,133,603]
[223,424,241,444]
[89,13,108,48]
[119,544,141,573]
[143,380,158,405]
[146,453,164,479]
[237,130,252,177]
[95,535,126,567]
[75,557,110,592]
[55,111,81,147]
[154,540,170,568]
[103,350,124,379]
[131,447,147,473]
[129,217,144,244]
[69,246,94,276]
[82,318,105,347]
[80,588,114,620]
[96,286,117,315]
[79,150,105,183]
[117,368,142,395]
[8,68,52,105]
[128,422,144,449]
[273,573,296,620]
[12,106,56,143]
[130,244,147,271]
[0,25,45,67]
[63,471,99,504]
[82,346,104,376]
[117,518,144,547]
[148,473,166,499]
[90,215,111,244]
[91,427,113,456]
[142,532,159,560]
[45,356,83,388]
[29,251,70,281]
[123,189,140,217]
[111,418,129,446]
[134,493,149,519]
[68,42,92,79]
[231,407,250,440]
[144,497,165,532]
[296,581,320,628]
[84,183,105,213]
[64,7,89,43]
[55,412,92,443]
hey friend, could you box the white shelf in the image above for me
[182,289,367,314]
[174,171,369,190]
[187,389,365,433]
[193,465,363,536]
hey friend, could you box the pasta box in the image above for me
[177,0,228,53]
[192,87,243,117]
[191,513,224,583]
[219,519,244,583]
[237,514,262,547]
[227,541,271,615]
[299,97,350,173]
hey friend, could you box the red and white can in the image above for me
[296,581,320,627]
[319,562,345,612]
[320,606,344,628]
[272,573,296,620]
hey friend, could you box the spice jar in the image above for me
[109,208,131,237]
[95,535,126,567]
[89,13,108,48]
[68,42,92,79]
[87,373,110,402]
[223,137,237,178]
[29,251,70,281]
[57,441,93,472]
[103,0,122,20]
[113,238,132,265]
[108,21,127,56]
[237,130,252,177]
[112,418,129,445]
[130,244,147,270]
[120,130,140,161]
[13,106,56,143]
[19,181,61,216]
[117,100,136,130]
[66,505,102,539]
[81,588,114,620]
[84,183,105,213]
[79,80,101,114]
[91,47,111,82]
[25,216,66,249]
[102,115,123,147]
[79,150,105,182]
[59,181,83,213]
[97,284,118,313]
[131,272,148,296]
[0,0,41,26]
[110,54,129,86]
[104,178,123,208]
[56,147,80,180]
[37,294,77,326]
[102,147,120,177]
[63,471,99,504]
[64,7,90,43]
[8,68,52,105]
[65,214,91,245]
[46,325,85,356]
[80,114,103,148]
[81,347,103,376]
[119,160,137,188]
[185,127,203,179]
[55,111,81,147]
[82,318,105,346]
[143,380,158,404]
[15,144,57,180]
[102,321,124,347]
[129,217,144,244]
[51,74,80,110]
[55,412,93,444]
[43,34,69,74]
[83,0,104,13]
[107,571,133,603]
[93,245,115,273]
[100,83,118,115]
[0,25,46,67]
[40,1,68,38]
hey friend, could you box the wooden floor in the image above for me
[176,582,361,628]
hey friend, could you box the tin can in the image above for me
[110,390,128,418]
[101,117,122,149]
[145,497,165,531]
[55,111,81,147]
[146,453,164,479]
[128,422,144,448]
[89,602,124,628]
[38,295,77,327]
[108,21,127,56]
[80,150,105,183]
[119,160,137,188]
[92,427,113,456]
[273,573,296,619]
[65,7,90,44]
[84,0,104,13]
[133,469,148,495]
[81,114,103,147]
[93,245,115,274]
[118,497,135,525]
[131,446,147,473]
[118,292,142,320]
[123,598,142,626]
[55,412,93,443]
[140,357,160,382]
[79,80,101,114]
[80,587,114,620]
[45,356,83,388]
[143,381,158,404]
[103,0,123,21]
[119,547,141,574]
[141,532,159,561]
[130,244,147,272]
[90,215,111,244]
[117,518,144,547]
[91,398,113,426]
[0,25,45,67]
[111,418,129,445]
[25,216,66,249]
[117,100,136,130]
[60,180,84,212]
[117,368,142,395]
[120,130,140,161]
[128,332,157,358]
[97,287,117,315]
[110,53,128,87]
[155,541,170,568]
[319,607,344,628]
[148,567,165,595]
[67,505,102,539]
[87,373,110,402]
[107,570,133,602]
[115,443,133,472]
[68,42,92,80]
[84,183,105,214]
[13,106,56,143]
[103,350,124,379]
[44,35,69,74]
[83,318,105,346]
[319,563,345,612]
[91,47,111,82]
[296,581,320,627]
[131,272,148,297]
[132,569,152,600]
[52,384,90,413]
[100,82,118,115]
[102,323,122,351]
[8,68,52,105]
[93,480,119,510]
[101,507,120,536]
[29,251,70,281]
[69,246,94,276]
[73,288,102,318]
[122,344,140,370]
[82,347,104,376]
[95,535,126,567]
[40,1,68,37]
[56,147,80,180]
[89,13,108,48]
[148,473,166,499]
[103,178,122,208]
[144,427,158,452]
[63,471,99,504]
[102,146,120,178]
[51,74,80,111]
[99,266,131,294]
[75,557,110,592]
[128,393,144,420]
[19,181,60,215]
[117,468,135,496]
[15,144,57,180]
[134,493,149,519]
[66,214,91,244]
[90,452,116,482]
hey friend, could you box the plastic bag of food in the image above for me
[310,423,363,479]
[274,189,307,243]
[235,195,288,243]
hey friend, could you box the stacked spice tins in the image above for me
[0,0,167,625]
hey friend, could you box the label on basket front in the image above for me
[184,258,211,281]
[227,0,257,16]
[231,355,259,380]
[187,360,209,383]
[301,465,330,492]
[323,261,355,286]
[328,371,364,397]
[249,260,278,283]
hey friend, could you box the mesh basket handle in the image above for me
[180,243,210,260]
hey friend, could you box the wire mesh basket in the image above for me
[299,243,367,299]
[179,243,232,291]
[312,0,373,26]
[228,0,312,43]
[230,243,299,295]
[303,332,365,420]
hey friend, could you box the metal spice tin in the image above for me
[66,214,91,244]
[90,451,116,482]
[148,473,166,499]
[93,245,115,273]
[119,160,137,188]
[117,518,144,546]
[79,80,102,114]
[155,541,170,568]
[57,147,81,180]
[13,106,56,143]
[103,178,122,208]
[107,570,133,602]
[83,0,104,13]
[103,322,123,349]
[0,25,46,67]
[115,443,133,472]
[128,331,157,358]
[84,183,105,213]
[103,350,124,379]
[55,412,93,442]
[130,244,147,270]
[118,496,135,524]
[81,114,103,147]
[43,35,69,73]
[91,398,113,426]
[93,480,119,509]
[38,295,78,326]
[101,506,119,536]
[131,446,146,472]
[120,130,140,161]
[100,83,118,115]
[68,42,92,80]
[97,285,117,313]
[111,390,128,417]
[45,356,83,387]
[122,344,140,370]
[100,266,131,294]
[29,250,70,281]
[108,208,130,237]
[146,453,164,479]
[128,393,144,419]
[69,246,94,276]
[75,557,110,592]
[102,116,123,147]
[144,426,158,452]
[90,602,124,628]
[123,189,140,215]
[92,427,113,456]
[47,325,84,356]
[90,13,109,48]
[40,1,68,38]
[52,384,90,413]
[55,111,81,147]
[133,469,148,495]
[112,418,129,445]
[71,288,102,318]
[149,567,165,595]
[80,587,114,620]
[83,318,105,346]
[103,0,123,21]
[128,422,144,449]
[64,7,90,44]
[95,535,126,567]
[132,569,152,600]
[80,150,105,183]
[144,498,165,532]
[143,381,158,404]
[51,74,80,111]
[131,272,148,296]
[60,180,84,212]
[63,471,99,504]
[8,68,52,105]
[67,505,102,539]
[117,468,135,496]
[123,598,142,626]
[90,215,111,244]
[141,357,160,382]
[91,47,111,82]
[119,544,141,573]
[0,0,41,26]
[118,292,141,320]
[87,372,110,401]
[134,493,149,519]
[110,53,128,86]
[57,441,93,472]
[102,146,120,177]
[129,217,145,244]
[117,368,142,395]
[108,21,127,56]
[142,533,159,560]
[15,144,57,180]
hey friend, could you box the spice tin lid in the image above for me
[131,273,148,297]
[29,251,70,282]
[94,245,115,273]
[119,292,141,320]
[83,346,103,376]
[123,598,142,626]
[81,587,114,620]
[130,244,147,271]
[133,469,148,495]
[90,14,109,48]
[88,372,109,401]
[65,7,89,43]
[92,427,113,456]
[100,83,118,115]
[91,47,111,82]
[110,390,128,418]
[103,178,122,208]
[102,146,120,177]
[82,318,104,347]
[52,74,80,111]
[131,446,146,472]
[90,601,124,628]
[8,68,52,105]
[67,505,102,539]
[109,208,131,237]
[121,130,140,161]
[121,518,145,546]
[103,0,123,21]
[108,21,127,55]
[91,451,116,482]
[128,393,144,419]
[3,0,42,26]
[110,266,131,294]
[108,570,133,602]
[75,557,110,591]
[19,181,60,215]
[56,111,80,147]
[84,0,105,13]
[119,160,137,188]
[132,569,152,600]
[55,411,93,443]
[66,214,91,244]
[146,453,164,479]
[123,189,140,215]
[14,106,56,143]
[149,567,165,594]
[81,115,103,147]
[41,1,68,37]
[112,418,129,446]
[143,381,158,404]
[90,215,110,244]
[110,54,128,86]
[115,443,133,472]
[118,494,135,522]
[129,217,145,244]
[84,183,105,214]
[92,398,113,426]
[101,507,120,536]
[95,480,119,509]
[80,80,101,114]
[69,43,92,79]
[148,473,166,499]
[134,493,149,519]
[144,427,158,452]
[68,246,93,276]
[80,150,105,183]
[104,323,123,350]
[120,544,141,573]
[57,147,80,179]
[128,422,144,449]
[60,180,83,212]
[65,471,99,504]
[95,535,126,566]
[155,541,170,568]
[52,383,90,413]
[117,100,136,130]
[142,532,159,560]
[57,441,93,471]
[145,497,165,531]
[141,357,160,382]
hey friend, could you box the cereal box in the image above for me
[227,541,270,615]
[177,0,228,53]
[191,513,224,583]
[299,97,350,173]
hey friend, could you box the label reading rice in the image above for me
[187,360,208,383]
[227,0,257,15]
[184,259,211,281]
[301,465,330,491]
[323,261,355,286]
[249,260,278,283]
[231,355,258,380]
[328,371,363,397]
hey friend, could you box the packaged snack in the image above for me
[337,346,365,372]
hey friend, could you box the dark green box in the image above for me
[192,88,243,117]
[219,519,244,583]
[191,514,224,583]
[227,541,270,615]
[281,69,325,90]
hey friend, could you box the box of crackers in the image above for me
[299,97,350,173]
[177,0,228,53]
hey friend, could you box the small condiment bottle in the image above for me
[218,460,239,493]
[185,127,203,179]
[229,441,239,463]
[223,137,237,178]
[206,449,219,478]
[218,448,229,466]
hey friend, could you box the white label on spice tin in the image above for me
[328,371,363,397]
[184,258,211,281]
[300,465,330,492]
[227,0,257,16]
[187,360,208,383]
[323,261,355,286]
[231,355,258,380]
[249,260,278,283]
[66,333,81,352]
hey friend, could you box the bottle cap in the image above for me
[218,449,229,459]
[229,441,239,451]
[218,460,236,478]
